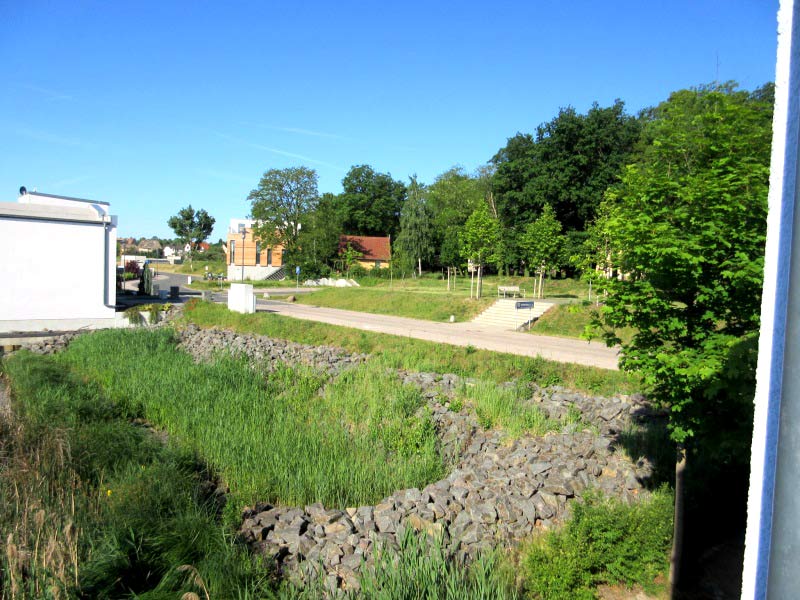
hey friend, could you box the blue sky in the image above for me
[0,1,779,240]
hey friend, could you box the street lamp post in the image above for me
[239,224,246,282]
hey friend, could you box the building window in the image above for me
[267,248,273,266]
[375,260,382,269]
[256,242,261,265]
[230,240,235,265]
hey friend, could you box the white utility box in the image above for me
[228,283,256,314]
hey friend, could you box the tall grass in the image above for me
[357,528,519,599]
[456,381,575,438]
[181,301,641,397]
[59,329,444,509]
[0,351,274,598]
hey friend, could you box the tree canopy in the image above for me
[491,100,641,235]
[396,175,434,275]
[338,165,407,237]
[248,166,319,260]
[599,82,774,447]
[166,205,215,264]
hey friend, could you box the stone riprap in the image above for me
[1,333,78,356]
[3,326,658,592]
[234,369,658,591]
[176,324,368,375]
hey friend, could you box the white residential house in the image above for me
[0,188,118,333]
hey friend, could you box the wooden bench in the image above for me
[498,285,525,298]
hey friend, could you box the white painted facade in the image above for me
[0,191,118,333]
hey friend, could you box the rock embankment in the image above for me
[3,326,659,593]
[176,324,368,375]
[231,369,657,591]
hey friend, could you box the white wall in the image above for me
[227,264,283,281]
[0,215,116,328]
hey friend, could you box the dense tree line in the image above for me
[245,83,772,297]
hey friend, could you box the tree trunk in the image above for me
[669,445,687,599]
[470,269,474,299]
[418,257,422,277]
[477,265,483,298]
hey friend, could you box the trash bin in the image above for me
[169,286,179,299]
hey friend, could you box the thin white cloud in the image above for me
[17,83,74,101]
[241,122,353,141]
[13,126,84,147]
[214,132,346,171]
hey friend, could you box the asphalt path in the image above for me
[254,300,621,370]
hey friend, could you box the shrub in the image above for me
[523,488,673,599]
[124,260,141,277]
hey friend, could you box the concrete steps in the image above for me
[472,298,555,330]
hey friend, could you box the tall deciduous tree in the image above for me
[295,192,344,277]
[460,203,500,298]
[598,82,773,592]
[248,166,319,261]
[491,100,641,235]
[167,205,215,268]
[338,165,407,237]
[396,175,434,276]
[520,204,564,298]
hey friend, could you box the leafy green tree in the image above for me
[427,167,484,258]
[248,166,319,262]
[598,82,773,591]
[396,176,434,276]
[338,165,407,237]
[520,204,564,297]
[460,203,500,298]
[295,192,344,276]
[167,205,215,269]
[491,100,641,233]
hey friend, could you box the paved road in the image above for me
[255,300,620,370]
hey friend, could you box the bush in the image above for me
[124,260,142,277]
[523,488,673,599]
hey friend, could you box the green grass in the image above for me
[354,272,592,300]
[187,278,301,290]
[157,258,227,276]
[295,287,494,322]
[181,300,640,397]
[530,301,636,344]
[522,488,673,599]
[457,381,579,438]
[59,328,444,510]
[1,350,274,598]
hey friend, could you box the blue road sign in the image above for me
[516,301,534,310]
[295,266,301,275]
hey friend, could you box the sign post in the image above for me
[515,300,534,330]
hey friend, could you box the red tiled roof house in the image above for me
[339,235,391,270]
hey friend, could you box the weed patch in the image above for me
[522,488,673,599]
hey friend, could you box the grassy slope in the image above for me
[529,302,636,345]
[181,301,640,396]
[60,328,444,509]
[294,287,494,322]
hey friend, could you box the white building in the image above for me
[0,189,118,333]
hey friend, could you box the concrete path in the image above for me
[255,300,620,370]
